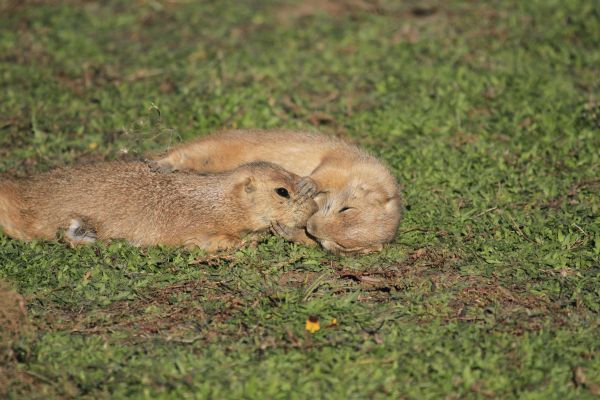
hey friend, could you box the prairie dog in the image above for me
[0,161,317,252]
[153,129,401,253]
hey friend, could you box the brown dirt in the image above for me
[0,281,29,359]
[43,278,246,344]
[0,280,33,398]
[275,0,381,21]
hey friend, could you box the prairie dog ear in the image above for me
[357,184,386,205]
[357,183,401,209]
[235,174,256,194]
[357,183,373,193]
[243,176,256,193]
[384,195,401,212]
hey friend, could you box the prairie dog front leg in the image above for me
[270,221,318,246]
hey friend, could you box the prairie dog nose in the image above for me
[306,218,317,236]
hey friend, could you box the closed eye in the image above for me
[339,206,354,213]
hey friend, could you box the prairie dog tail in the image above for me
[0,179,29,240]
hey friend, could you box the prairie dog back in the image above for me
[155,129,371,178]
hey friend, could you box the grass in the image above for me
[0,0,599,398]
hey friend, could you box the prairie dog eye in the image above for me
[275,187,290,198]
[339,206,354,213]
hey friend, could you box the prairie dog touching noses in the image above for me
[153,129,401,253]
[0,161,317,252]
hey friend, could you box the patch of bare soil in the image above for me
[318,247,570,334]
[45,279,246,344]
[275,0,380,21]
[0,281,34,398]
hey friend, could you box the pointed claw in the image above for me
[271,221,294,240]
[146,159,174,174]
[295,176,318,202]
[270,221,286,237]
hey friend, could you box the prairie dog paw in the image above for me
[184,234,240,252]
[146,159,175,174]
[295,176,318,202]
[66,218,97,245]
[270,221,317,246]
[270,221,292,239]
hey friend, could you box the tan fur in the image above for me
[0,161,317,252]
[154,129,401,253]
[0,179,29,240]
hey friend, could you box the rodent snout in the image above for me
[293,199,318,228]
[306,217,319,237]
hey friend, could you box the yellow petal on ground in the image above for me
[305,316,320,333]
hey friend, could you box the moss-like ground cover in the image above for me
[0,1,599,398]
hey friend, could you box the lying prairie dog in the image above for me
[0,161,317,252]
[152,129,401,254]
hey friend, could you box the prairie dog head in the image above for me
[306,178,401,254]
[234,162,318,230]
